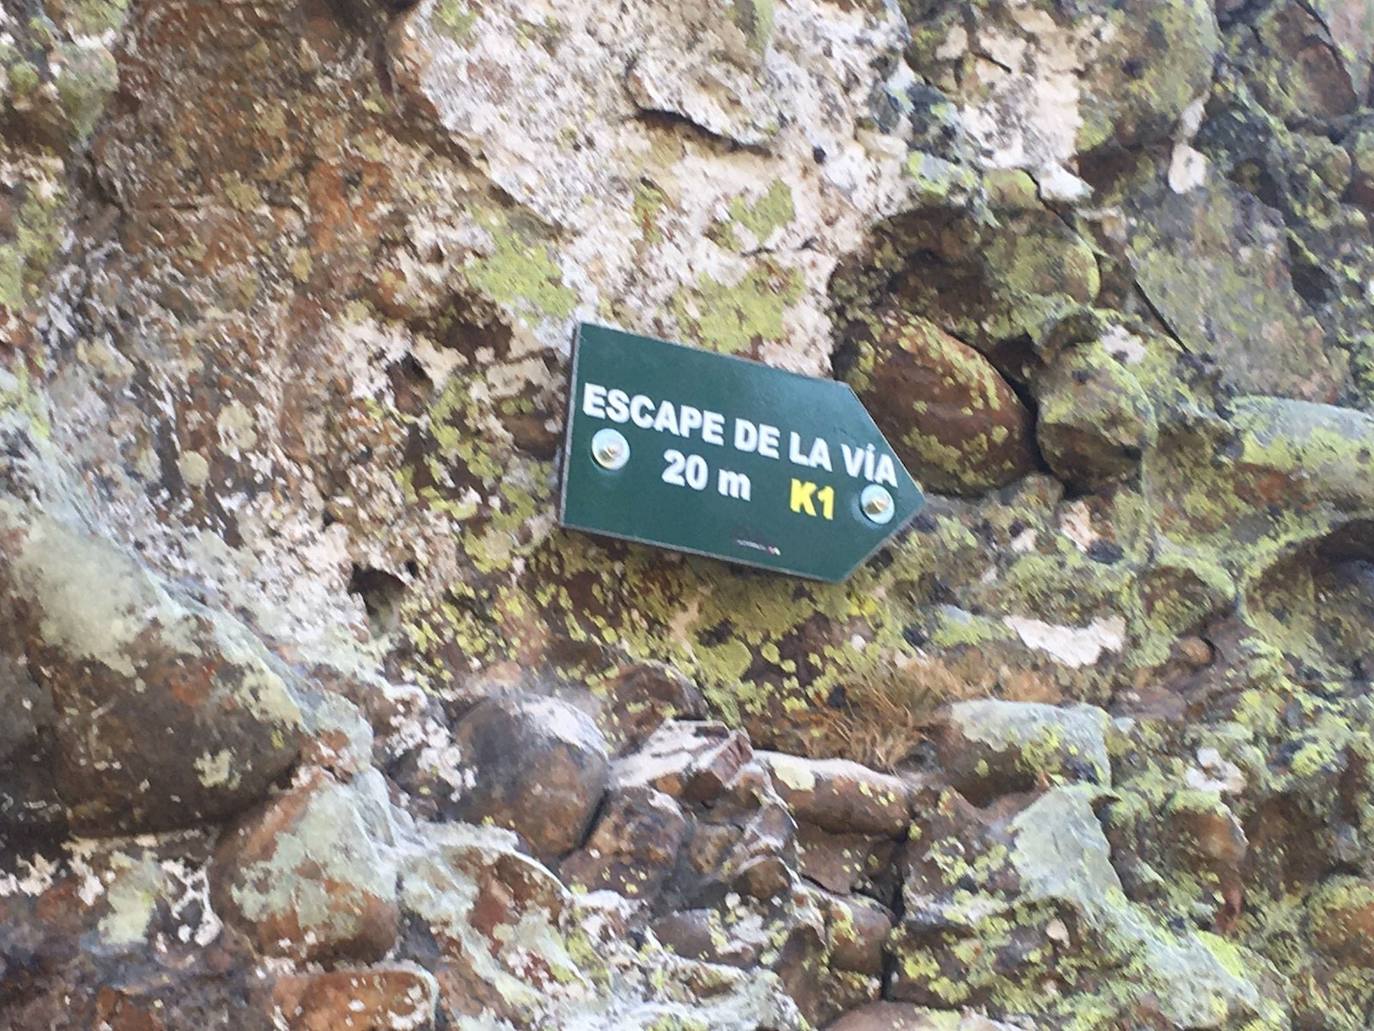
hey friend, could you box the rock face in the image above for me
[3,0,1374,1026]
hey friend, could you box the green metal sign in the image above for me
[558,323,925,582]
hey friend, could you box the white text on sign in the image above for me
[582,382,900,490]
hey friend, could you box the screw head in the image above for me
[591,428,629,470]
[860,484,895,524]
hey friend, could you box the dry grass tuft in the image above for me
[830,657,973,771]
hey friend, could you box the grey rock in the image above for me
[933,700,1112,803]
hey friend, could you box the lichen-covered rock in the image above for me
[1128,174,1345,402]
[905,0,1219,165]
[889,786,1282,1026]
[210,770,400,963]
[447,694,610,859]
[0,500,304,834]
[1034,341,1156,489]
[886,185,1102,353]
[1225,2,1363,121]
[1309,877,1374,968]
[837,309,1037,496]
[932,699,1112,803]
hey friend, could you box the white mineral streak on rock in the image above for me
[1058,500,1100,553]
[1169,144,1209,193]
[1003,614,1126,667]
[1168,95,1211,193]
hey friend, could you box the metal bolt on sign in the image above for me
[860,484,895,524]
[592,428,630,470]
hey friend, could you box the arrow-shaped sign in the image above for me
[558,323,925,582]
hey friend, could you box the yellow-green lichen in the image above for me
[672,261,802,354]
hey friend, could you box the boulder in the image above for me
[398,823,578,1025]
[837,309,1037,496]
[448,694,610,859]
[210,771,399,962]
[1232,3,1362,120]
[0,500,304,834]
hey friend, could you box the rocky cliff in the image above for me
[2,0,1374,1027]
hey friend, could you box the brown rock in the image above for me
[837,310,1037,496]
[758,753,910,837]
[448,694,610,859]
[594,661,706,754]
[821,891,893,977]
[651,909,761,968]
[829,1003,1021,1030]
[733,854,793,901]
[773,916,859,1026]
[210,771,399,962]
[682,793,797,905]
[560,785,689,902]
[616,720,753,804]
[796,823,884,895]
[93,988,167,1031]
[264,967,438,1031]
